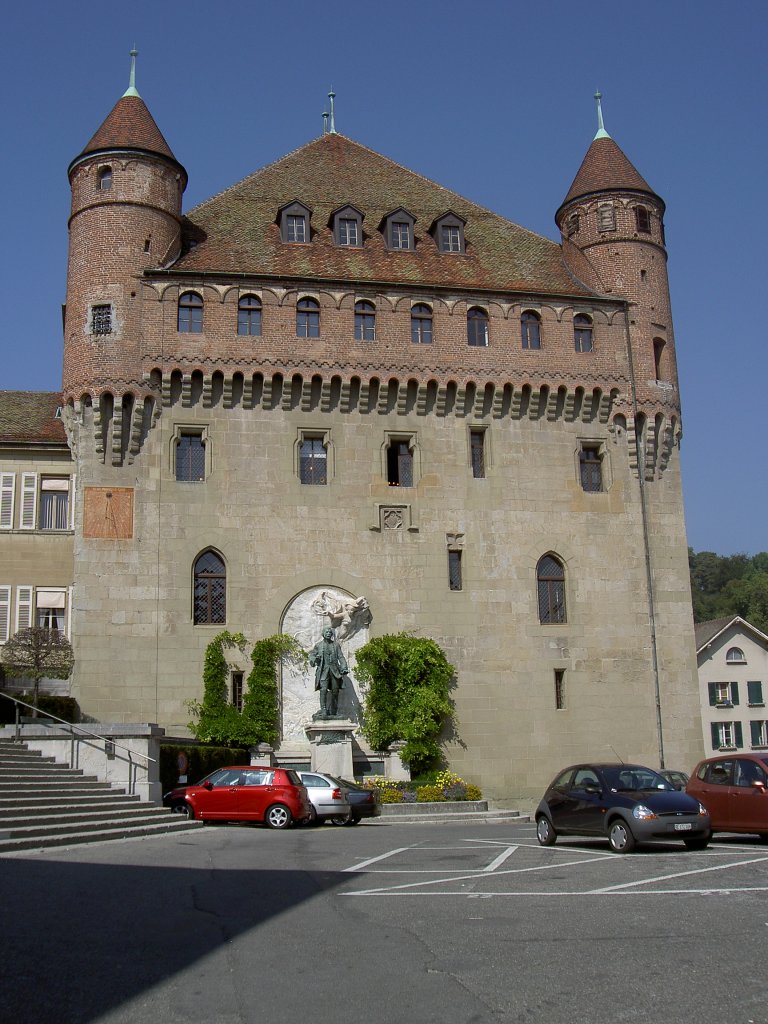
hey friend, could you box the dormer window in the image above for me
[433,213,466,254]
[279,201,311,244]
[332,205,363,247]
[383,209,415,251]
[98,166,112,191]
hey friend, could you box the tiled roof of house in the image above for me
[72,94,180,168]
[170,133,594,297]
[695,615,768,652]
[559,135,658,210]
[0,392,67,444]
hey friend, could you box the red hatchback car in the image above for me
[687,753,768,840]
[164,766,312,829]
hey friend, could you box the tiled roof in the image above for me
[559,135,657,209]
[0,392,67,445]
[170,133,594,298]
[73,95,180,167]
[695,615,768,652]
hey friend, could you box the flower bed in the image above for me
[364,770,482,804]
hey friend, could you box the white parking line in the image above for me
[344,846,416,872]
[589,855,768,893]
[483,846,518,871]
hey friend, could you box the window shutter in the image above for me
[734,722,744,748]
[69,475,76,530]
[0,473,15,529]
[708,683,717,706]
[0,586,10,643]
[710,722,720,749]
[20,473,37,529]
[67,585,73,638]
[751,720,763,746]
[16,586,33,630]
[731,682,740,706]
[748,680,763,705]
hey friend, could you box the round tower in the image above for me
[555,94,678,411]
[64,51,187,401]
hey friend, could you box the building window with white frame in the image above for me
[750,721,768,747]
[708,681,739,707]
[726,647,746,664]
[38,478,71,530]
[711,721,742,750]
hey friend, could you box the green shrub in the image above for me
[0,693,80,724]
[379,788,404,803]
[416,784,446,802]
[464,783,483,801]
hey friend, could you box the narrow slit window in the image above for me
[448,550,463,591]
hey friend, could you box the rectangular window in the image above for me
[387,440,413,487]
[176,433,206,482]
[299,438,327,485]
[0,586,10,643]
[470,429,485,479]
[287,215,306,243]
[38,478,70,530]
[554,669,566,710]
[338,218,359,246]
[747,681,764,706]
[91,304,113,335]
[750,720,768,747]
[391,222,411,250]
[441,225,461,252]
[708,681,739,707]
[579,446,602,492]
[232,671,244,712]
[711,721,743,749]
[448,550,462,591]
[597,203,616,232]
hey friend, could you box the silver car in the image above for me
[296,770,352,825]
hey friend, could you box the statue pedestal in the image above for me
[305,719,355,778]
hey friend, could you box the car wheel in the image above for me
[608,819,636,853]
[536,815,557,847]
[683,836,710,850]
[304,805,319,826]
[265,804,293,830]
[174,802,195,820]
[330,812,353,826]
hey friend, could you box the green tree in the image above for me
[0,627,74,714]
[354,633,454,774]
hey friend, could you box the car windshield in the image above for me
[602,767,673,792]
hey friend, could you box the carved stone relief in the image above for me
[280,586,372,743]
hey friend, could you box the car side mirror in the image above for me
[584,782,601,793]
[203,781,214,790]
[751,780,766,791]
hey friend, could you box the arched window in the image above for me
[354,300,376,341]
[296,297,320,338]
[411,304,432,345]
[537,554,566,624]
[467,307,489,347]
[521,311,541,350]
[237,295,262,336]
[634,206,651,233]
[193,551,226,625]
[726,647,746,664]
[574,314,593,353]
[178,292,203,333]
[98,166,112,190]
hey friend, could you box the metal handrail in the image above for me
[0,691,156,766]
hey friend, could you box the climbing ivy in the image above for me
[354,633,454,774]
[187,631,306,748]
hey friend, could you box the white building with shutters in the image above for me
[695,616,768,756]
[0,392,74,690]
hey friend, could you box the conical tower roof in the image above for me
[68,52,185,181]
[557,135,661,222]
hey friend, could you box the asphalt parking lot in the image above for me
[2,819,768,1024]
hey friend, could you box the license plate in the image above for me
[673,822,692,831]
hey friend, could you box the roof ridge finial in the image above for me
[328,87,337,134]
[594,90,610,140]
[322,111,329,134]
[123,48,140,98]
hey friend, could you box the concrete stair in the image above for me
[372,802,531,826]
[0,739,202,853]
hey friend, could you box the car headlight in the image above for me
[698,802,708,817]
[632,804,657,820]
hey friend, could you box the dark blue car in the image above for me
[535,762,711,853]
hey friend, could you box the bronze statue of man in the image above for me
[309,626,348,717]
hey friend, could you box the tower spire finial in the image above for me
[123,48,140,98]
[594,90,609,140]
[328,88,337,134]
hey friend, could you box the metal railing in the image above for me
[0,692,156,795]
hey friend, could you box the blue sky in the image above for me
[1,1,765,556]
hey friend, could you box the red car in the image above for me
[687,753,768,840]
[164,766,312,829]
